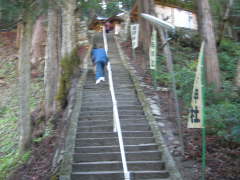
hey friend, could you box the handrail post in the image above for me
[102,25,130,180]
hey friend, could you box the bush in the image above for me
[206,102,240,142]
[206,81,240,104]
[174,61,196,105]
[218,39,240,81]
[155,37,240,142]
[155,55,171,86]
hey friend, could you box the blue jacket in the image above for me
[91,48,109,63]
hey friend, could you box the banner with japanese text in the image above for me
[188,42,205,128]
[130,24,139,49]
[149,29,157,70]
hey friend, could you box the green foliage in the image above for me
[206,102,240,142]
[57,47,81,107]
[77,0,102,17]
[160,0,194,11]
[174,65,196,104]
[0,0,61,26]
[218,39,240,81]
[77,0,135,18]
[0,60,16,80]
[155,55,171,86]
[104,0,135,17]
[231,125,240,143]
[155,42,198,105]
[209,0,226,19]
[0,56,44,179]
[156,35,240,143]
[0,104,26,180]
[203,39,240,143]
[33,119,54,143]
[0,151,31,180]
[0,0,23,24]
[206,81,240,105]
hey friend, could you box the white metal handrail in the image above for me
[102,26,130,180]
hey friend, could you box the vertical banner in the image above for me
[130,24,139,49]
[149,29,157,70]
[188,42,205,128]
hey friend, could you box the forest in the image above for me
[0,0,240,180]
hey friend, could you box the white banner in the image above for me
[149,29,157,70]
[188,42,205,128]
[130,24,139,49]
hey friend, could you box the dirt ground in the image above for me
[120,40,240,180]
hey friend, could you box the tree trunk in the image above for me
[31,15,46,66]
[236,59,240,87]
[197,0,221,91]
[44,8,61,117]
[18,13,33,153]
[217,0,234,46]
[121,12,131,41]
[138,0,153,54]
[16,22,23,49]
[61,0,76,56]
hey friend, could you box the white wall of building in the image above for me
[155,5,198,30]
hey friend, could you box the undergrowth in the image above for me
[155,37,240,143]
[0,58,44,179]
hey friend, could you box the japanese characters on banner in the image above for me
[188,42,205,128]
[130,24,139,49]
[149,29,157,70]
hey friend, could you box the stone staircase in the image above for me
[70,34,171,180]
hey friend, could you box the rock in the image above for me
[158,122,165,127]
[168,136,175,141]
[156,87,169,91]
[151,104,161,116]
[173,150,181,156]
[0,79,7,86]
[31,71,43,78]
[173,140,180,145]
[161,130,167,134]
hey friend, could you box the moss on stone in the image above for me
[56,46,81,108]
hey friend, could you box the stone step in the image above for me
[82,95,137,101]
[76,131,153,138]
[74,144,159,153]
[78,119,148,127]
[77,124,151,132]
[79,110,144,116]
[75,137,155,147]
[83,89,135,93]
[82,100,140,106]
[81,105,142,111]
[82,88,134,93]
[73,151,162,162]
[68,35,171,180]
[71,170,169,180]
[79,115,146,121]
[82,92,136,98]
[82,96,138,100]
[86,79,132,83]
[79,116,146,121]
[83,85,134,90]
[72,160,165,172]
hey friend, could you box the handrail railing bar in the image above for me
[102,26,130,180]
